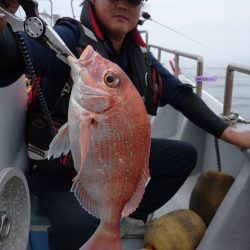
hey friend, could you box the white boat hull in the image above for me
[1,75,250,250]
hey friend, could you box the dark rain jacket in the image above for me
[0,0,228,180]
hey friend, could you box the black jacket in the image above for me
[0,1,228,138]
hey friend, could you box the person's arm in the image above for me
[0,7,80,86]
[0,25,22,68]
[0,0,25,86]
[0,0,20,64]
[174,91,229,138]
[0,25,26,86]
[165,78,250,149]
[150,54,250,149]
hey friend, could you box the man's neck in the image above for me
[109,34,126,54]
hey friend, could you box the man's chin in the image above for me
[107,27,128,38]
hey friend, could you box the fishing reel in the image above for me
[138,11,151,25]
[0,167,30,250]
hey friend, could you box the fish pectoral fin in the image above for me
[71,115,100,218]
[73,116,92,181]
[48,123,70,160]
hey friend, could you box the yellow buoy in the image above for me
[144,209,206,250]
[189,169,234,226]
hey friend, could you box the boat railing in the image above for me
[38,0,62,25]
[71,0,81,20]
[140,30,204,96]
[223,64,250,116]
[38,0,53,25]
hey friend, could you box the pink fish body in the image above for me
[48,45,151,250]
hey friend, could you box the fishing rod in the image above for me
[140,12,208,48]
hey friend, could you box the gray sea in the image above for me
[181,67,250,120]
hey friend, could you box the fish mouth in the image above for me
[80,45,95,62]
[79,91,113,113]
[68,46,94,67]
[82,93,106,97]
[80,85,109,98]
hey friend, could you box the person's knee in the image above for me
[182,142,197,171]
[52,211,99,237]
[187,142,197,161]
[47,200,100,250]
[48,215,99,250]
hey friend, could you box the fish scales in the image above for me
[48,45,151,250]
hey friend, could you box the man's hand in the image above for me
[0,0,19,31]
[220,127,250,149]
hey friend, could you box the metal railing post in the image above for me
[148,45,203,96]
[223,64,250,116]
[223,67,234,116]
[196,60,204,97]
[174,54,180,77]
[157,49,162,62]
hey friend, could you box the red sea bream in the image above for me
[48,45,151,250]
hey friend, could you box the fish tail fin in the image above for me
[79,223,121,250]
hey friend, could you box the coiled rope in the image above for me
[219,111,250,126]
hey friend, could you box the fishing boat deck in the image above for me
[122,239,145,250]
[120,87,250,249]
[121,173,200,250]
[1,27,250,249]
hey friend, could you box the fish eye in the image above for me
[104,71,120,88]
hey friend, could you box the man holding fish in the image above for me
[1,0,250,249]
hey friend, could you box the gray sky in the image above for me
[141,0,250,67]
[39,0,250,68]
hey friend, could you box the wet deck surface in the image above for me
[120,173,200,250]
[122,239,145,250]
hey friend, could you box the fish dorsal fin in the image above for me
[122,163,150,217]
[48,123,70,159]
[71,115,100,218]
